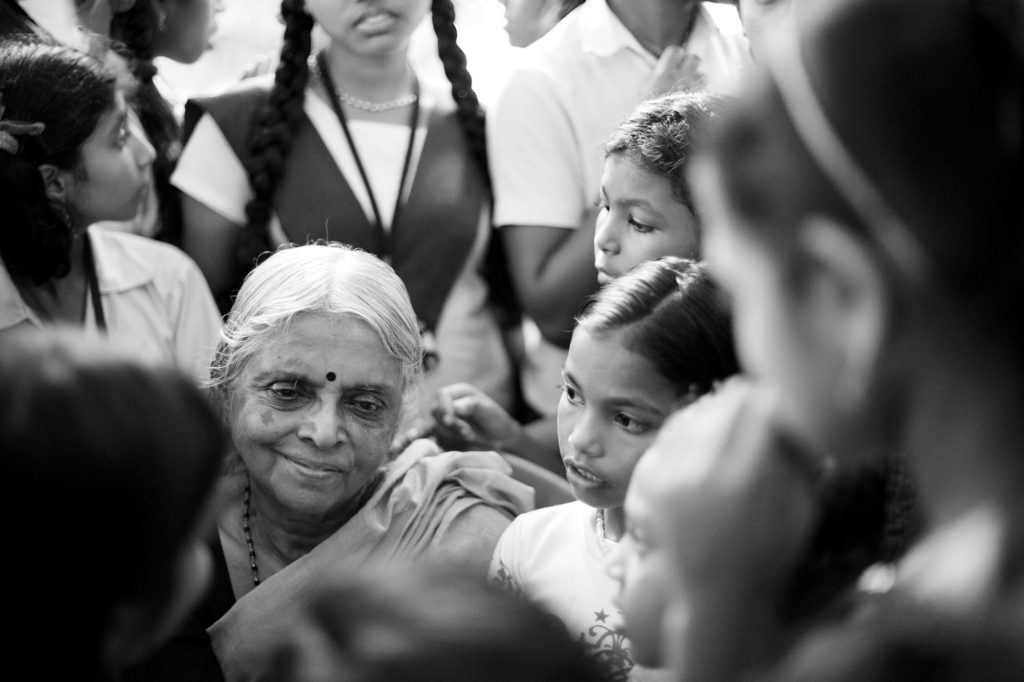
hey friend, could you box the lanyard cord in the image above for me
[83,232,106,331]
[316,52,420,261]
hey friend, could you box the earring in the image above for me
[155,4,168,33]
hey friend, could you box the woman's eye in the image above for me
[628,217,655,234]
[267,381,303,402]
[350,397,385,417]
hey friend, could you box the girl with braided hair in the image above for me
[174,0,514,420]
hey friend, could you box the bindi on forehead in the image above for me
[326,372,337,382]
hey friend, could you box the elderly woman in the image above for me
[127,242,532,682]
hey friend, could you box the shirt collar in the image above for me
[0,227,154,331]
[87,226,154,294]
[580,1,717,61]
[0,257,38,331]
[578,0,654,59]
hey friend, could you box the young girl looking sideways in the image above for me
[0,39,220,382]
[434,257,738,680]
[594,90,725,284]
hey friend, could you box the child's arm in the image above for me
[431,383,562,473]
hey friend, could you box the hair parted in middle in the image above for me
[209,241,425,420]
[577,256,739,397]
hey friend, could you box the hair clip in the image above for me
[0,95,46,155]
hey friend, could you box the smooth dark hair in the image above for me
[577,257,738,396]
[235,0,489,290]
[0,39,116,283]
[258,564,610,682]
[606,90,727,215]
[110,0,185,245]
[3,328,225,679]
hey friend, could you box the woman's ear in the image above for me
[795,214,891,412]
[37,164,69,203]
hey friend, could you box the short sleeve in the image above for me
[171,113,251,225]
[488,516,527,598]
[487,66,587,230]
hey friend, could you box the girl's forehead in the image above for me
[566,328,679,405]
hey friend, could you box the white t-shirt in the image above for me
[488,0,749,231]
[489,501,670,681]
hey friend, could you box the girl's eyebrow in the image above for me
[607,395,666,416]
[613,196,661,215]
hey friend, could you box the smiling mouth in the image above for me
[283,456,345,475]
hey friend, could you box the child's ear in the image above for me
[38,164,69,203]
[795,213,890,411]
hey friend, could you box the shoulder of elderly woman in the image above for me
[433,503,518,576]
[393,441,534,574]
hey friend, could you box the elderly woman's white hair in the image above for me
[208,242,424,422]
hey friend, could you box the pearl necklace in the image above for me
[595,508,611,557]
[311,57,418,113]
[336,90,418,113]
[242,480,260,586]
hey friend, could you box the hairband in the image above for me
[0,95,45,156]
[762,27,934,285]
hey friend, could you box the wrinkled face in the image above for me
[154,0,222,64]
[227,313,405,518]
[557,327,683,512]
[307,0,432,57]
[64,94,155,227]
[595,154,700,284]
[607,433,681,668]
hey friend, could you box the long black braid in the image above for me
[235,0,313,298]
[432,0,520,327]
[110,1,184,246]
[430,0,489,186]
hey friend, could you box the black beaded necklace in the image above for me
[242,480,260,586]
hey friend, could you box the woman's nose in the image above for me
[127,110,156,168]
[298,401,346,449]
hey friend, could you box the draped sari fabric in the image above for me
[209,440,533,680]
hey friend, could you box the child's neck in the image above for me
[608,0,701,55]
